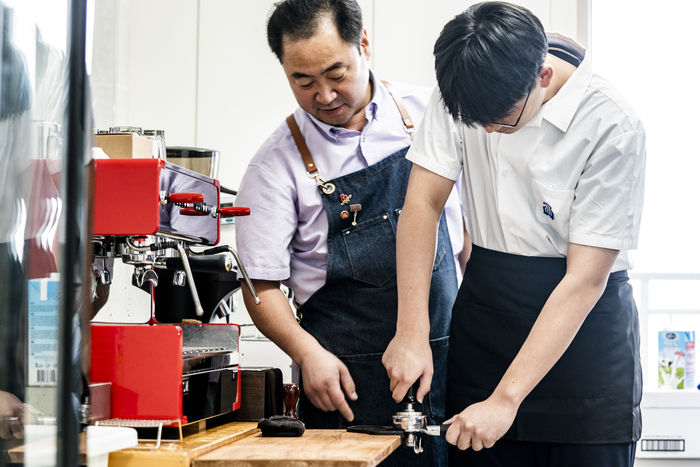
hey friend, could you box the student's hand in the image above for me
[298,348,358,422]
[382,332,433,404]
[443,394,518,451]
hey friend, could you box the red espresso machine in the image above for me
[89,158,260,434]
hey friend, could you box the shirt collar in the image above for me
[302,70,382,141]
[527,34,592,133]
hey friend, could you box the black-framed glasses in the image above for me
[493,89,531,128]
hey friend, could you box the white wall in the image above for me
[91,0,582,193]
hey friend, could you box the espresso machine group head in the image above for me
[91,157,259,322]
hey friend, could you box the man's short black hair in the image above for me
[433,1,548,128]
[267,0,363,63]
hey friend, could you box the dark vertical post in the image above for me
[58,0,88,465]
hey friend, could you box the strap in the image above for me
[381,80,415,138]
[286,114,317,173]
[286,114,336,195]
[286,80,414,190]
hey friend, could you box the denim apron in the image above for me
[447,245,642,449]
[297,146,458,467]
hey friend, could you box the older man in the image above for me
[235,0,467,465]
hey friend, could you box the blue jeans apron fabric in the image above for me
[298,147,458,467]
[447,245,642,464]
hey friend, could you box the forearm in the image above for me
[241,280,324,366]
[395,205,440,338]
[492,244,619,407]
[395,165,454,337]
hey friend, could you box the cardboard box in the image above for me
[94,133,153,159]
[27,274,60,386]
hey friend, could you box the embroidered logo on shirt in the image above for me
[543,202,554,220]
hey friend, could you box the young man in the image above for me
[235,1,467,465]
[382,2,645,466]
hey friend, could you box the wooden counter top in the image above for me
[108,422,259,467]
[192,429,401,467]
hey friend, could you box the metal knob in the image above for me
[172,270,187,287]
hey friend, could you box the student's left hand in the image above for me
[442,394,518,451]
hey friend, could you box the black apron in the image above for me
[447,245,642,444]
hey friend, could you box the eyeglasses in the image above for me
[493,89,531,128]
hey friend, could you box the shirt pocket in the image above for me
[342,213,396,287]
[531,179,574,249]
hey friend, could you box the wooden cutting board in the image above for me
[108,422,259,467]
[192,429,401,467]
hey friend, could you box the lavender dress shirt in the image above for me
[235,73,464,305]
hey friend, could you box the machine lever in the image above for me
[168,192,204,204]
[218,207,250,217]
[159,255,232,274]
[179,207,208,216]
[226,246,261,305]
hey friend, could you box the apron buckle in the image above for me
[307,170,336,194]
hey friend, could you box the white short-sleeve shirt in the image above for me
[407,36,646,272]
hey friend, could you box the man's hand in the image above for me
[443,394,518,451]
[382,332,433,403]
[242,280,357,421]
[298,348,358,422]
[0,391,27,439]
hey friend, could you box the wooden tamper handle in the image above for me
[283,383,300,419]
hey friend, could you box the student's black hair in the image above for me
[267,0,363,63]
[433,1,548,128]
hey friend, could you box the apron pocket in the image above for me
[526,310,612,399]
[452,300,612,400]
[450,301,523,393]
[342,213,396,287]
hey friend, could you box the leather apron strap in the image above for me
[286,80,415,189]
[380,80,415,139]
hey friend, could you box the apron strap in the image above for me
[286,114,318,173]
[286,114,336,194]
[381,80,415,139]
[286,80,415,187]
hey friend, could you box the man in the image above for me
[235,1,467,465]
[383,2,645,466]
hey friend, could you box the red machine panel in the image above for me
[92,159,221,244]
[93,159,164,236]
[91,324,184,422]
[91,323,242,424]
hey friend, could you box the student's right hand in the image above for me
[298,349,358,422]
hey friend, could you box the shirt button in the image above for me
[503,221,511,229]
[362,136,366,143]
[501,170,509,177]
